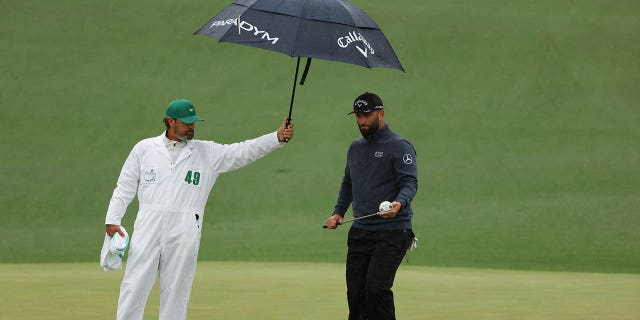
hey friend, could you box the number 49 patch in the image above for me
[184,170,201,186]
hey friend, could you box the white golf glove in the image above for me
[409,236,418,251]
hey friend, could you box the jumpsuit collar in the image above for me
[157,132,194,164]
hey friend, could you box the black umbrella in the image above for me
[194,0,404,128]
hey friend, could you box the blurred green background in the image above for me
[1,0,638,273]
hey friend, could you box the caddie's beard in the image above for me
[173,128,194,141]
[359,118,380,139]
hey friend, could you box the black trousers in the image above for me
[346,228,414,320]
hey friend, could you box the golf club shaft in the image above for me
[322,211,384,229]
[341,212,380,223]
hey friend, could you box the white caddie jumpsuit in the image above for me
[105,131,284,320]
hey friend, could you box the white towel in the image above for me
[100,226,129,271]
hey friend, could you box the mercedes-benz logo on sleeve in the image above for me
[402,154,413,165]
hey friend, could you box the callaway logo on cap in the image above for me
[348,92,383,114]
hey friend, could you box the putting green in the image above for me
[1,261,638,319]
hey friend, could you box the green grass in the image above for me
[1,0,639,273]
[1,262,638,319]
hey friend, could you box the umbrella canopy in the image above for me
[195,0,404,71]
[194,0,404,131]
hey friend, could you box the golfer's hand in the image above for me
[277,117,295,142]
[325,214,343,229]
[379,201,402,219]
[106,224,125,237]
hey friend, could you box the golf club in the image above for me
[322,210,391,229]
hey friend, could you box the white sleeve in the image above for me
[209,132,284,173]
[105,143,141,225]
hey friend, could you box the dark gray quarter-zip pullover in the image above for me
[334,125,418,231]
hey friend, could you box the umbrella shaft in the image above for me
[287,57,301,125]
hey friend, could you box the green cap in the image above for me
[165,98,203,124]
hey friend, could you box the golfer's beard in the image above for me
[359,121,379,139]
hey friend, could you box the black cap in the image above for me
[348,92,383,114]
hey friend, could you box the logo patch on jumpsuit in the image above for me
[143,169,157,183]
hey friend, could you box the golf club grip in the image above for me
[322,222,342,229]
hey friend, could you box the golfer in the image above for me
[325,92,417,320]
[104,98,294,320]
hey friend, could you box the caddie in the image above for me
[103,98,294,320]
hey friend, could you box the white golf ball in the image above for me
[379,201,393,212]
